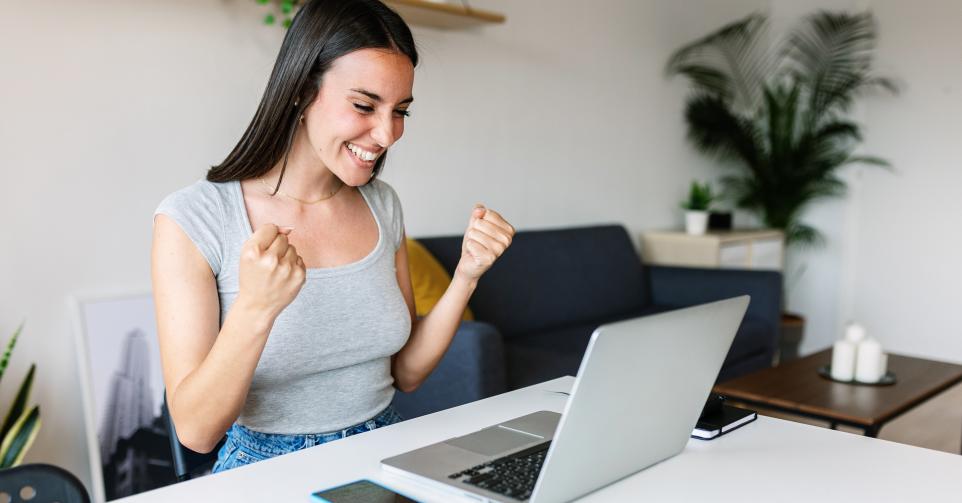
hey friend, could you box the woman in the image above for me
[151,0,514,472]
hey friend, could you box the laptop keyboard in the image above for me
[447,442,550,501]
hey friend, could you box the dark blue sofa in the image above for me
[392,224,782,419]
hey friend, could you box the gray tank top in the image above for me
[154,179,411,434]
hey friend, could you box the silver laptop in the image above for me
[382,296,749,503]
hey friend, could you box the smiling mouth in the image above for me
[345,142,378,162]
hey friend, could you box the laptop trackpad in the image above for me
[445,426,543,457]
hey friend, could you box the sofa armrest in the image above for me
[647,266,782,329]
[391,320,507,420]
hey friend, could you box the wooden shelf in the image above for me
[384,0,505,29]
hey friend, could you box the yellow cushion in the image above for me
[406,238,474,321]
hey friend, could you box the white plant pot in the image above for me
[685,210,709,235]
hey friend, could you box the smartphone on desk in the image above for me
[311,479,420,503]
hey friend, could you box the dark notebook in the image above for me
[692,397,757,440]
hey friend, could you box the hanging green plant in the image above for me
[0,323,41,469]
[256,0,306,29]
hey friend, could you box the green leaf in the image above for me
[785,223,824,248]
[0,405,40,468]
[684,94,761,165]
[264,13,276,25]
[671,64,733,102]
[844,155,891,167]
[0,364,35,443]
[666,13,773,113]
[681,180,715,211]
[783,11,896,121]
[0,322,24,386]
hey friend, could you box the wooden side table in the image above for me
[640,229,784,270]
[713,349,962,452]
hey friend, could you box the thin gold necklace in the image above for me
[259,176,343,204]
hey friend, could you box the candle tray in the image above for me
[817,365,896,386]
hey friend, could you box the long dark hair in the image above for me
[207,0,418,188]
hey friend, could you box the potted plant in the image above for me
[666,10,896,360]
[0,323,41,468]
[680,180,715,235]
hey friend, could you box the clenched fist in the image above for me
[455,205,515,282]
[237,224,306,319]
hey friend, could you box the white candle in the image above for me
[845,323,866,344]
[831,340,857,381]
[855,338,883,383]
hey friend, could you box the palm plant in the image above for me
[666,11,896,246]
[0,323,41,469]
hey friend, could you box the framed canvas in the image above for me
[71,290,176,502]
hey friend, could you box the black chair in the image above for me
[162,395,225,481]
[0,463,90,503]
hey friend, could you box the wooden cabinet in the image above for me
[641,230,784,270]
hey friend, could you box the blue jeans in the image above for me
[212,406,404,473]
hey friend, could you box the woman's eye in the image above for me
[394,109,411,118]
[353,103,374,113]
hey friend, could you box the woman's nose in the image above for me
[370,114,398,148]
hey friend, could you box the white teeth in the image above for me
[347,143,377,162]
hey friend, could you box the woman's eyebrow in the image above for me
[350,88,414,105]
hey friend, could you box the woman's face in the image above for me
[301,48,415,186]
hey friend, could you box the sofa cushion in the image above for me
[722,316,774,365]
[503,323,596,389]
[504,309,771,390]
[392,320,503,419]
[418,225,650,338]
[406,238,474,320]
[502,305,674,389]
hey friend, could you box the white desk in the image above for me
[118,377,962,502]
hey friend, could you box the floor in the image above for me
[751,381,962,455]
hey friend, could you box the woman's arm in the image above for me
[152,216,304,452]
[391,206,514,392]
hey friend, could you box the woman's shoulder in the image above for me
[154,178,239,235]
[154,179,236,273]
[156,179,238,219]
[159,179,234,208]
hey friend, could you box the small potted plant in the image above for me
[681,180,714,235]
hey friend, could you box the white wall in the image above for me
[0,0,767,494]
[845,0,962,360]
[770,0,962,362]
[388,0,765,236]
